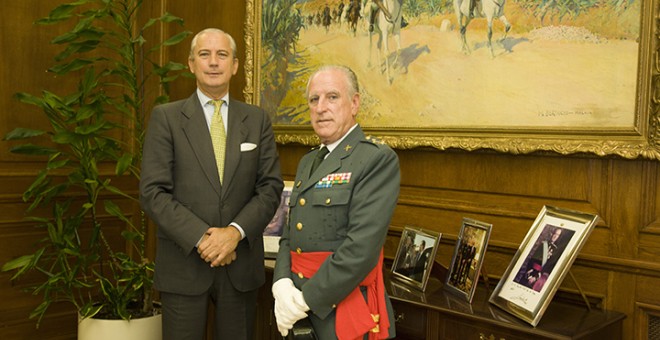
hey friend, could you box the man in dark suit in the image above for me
[271,65,400,339]
[140,28,283,340]
[410,240,433,282]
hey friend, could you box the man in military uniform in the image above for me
[272,65,400,339]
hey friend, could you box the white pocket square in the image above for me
[240,143,257,152]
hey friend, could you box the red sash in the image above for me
[290,250,390,340]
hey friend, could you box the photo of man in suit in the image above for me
[409,239,434,282]
[271,65,400,339]
[514,225,574,292]
[140,28,283,339]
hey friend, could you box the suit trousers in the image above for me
[161,265,258,340]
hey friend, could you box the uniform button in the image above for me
[296,222,303,230]
[296,180,302,187]
[299,198,306,206]
[325,198,331,205]
[298,272,304,279]
[332,304,337,308]
[296,247,302,254]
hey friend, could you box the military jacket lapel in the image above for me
[301,127,363,192]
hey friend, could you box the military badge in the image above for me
[315,172,352,188]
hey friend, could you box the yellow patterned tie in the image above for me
[210,99,226,184]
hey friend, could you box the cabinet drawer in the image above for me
[440,317,536,340]
[392,300,427,339]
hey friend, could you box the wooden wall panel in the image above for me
[167,0,248,103]
[0,2,72,162]
[3,0,660,339]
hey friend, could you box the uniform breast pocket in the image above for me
[312,189,351,240]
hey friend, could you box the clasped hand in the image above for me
[197,227,240,267]
[272,278,309,336]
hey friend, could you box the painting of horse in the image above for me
[454,0,511,57]
[366,0,404,84]
[256,0,641,142]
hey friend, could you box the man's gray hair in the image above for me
[188,28,237,61]
[305,65,360,98]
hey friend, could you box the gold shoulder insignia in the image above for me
[366,135,386,145]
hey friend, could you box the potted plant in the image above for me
[1,0,190,338]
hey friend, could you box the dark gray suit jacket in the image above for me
[140,93,283,295]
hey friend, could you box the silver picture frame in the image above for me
[391,227,441,292]
[445,217,492,303]
[489,205,598,326]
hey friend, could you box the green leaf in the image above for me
[54,40,100,62]
[23,169,48,201]
[121,230,141,242]
[141,18,157,31]
[51,32,78,44]
[47,158,68,170]
[103,200,123,218]
[51,131,80,144]
[74,120,107,135]
[15,92,45,107]
[105,184,136,201]
[79,303,103,319]
[48,59,94,75]
[2,255,33,272]
[10,144,58,156]
[162,31,192,47]
[115,153,132,175]
[4,128,46,141]
[35,3,80,24]
[159,12,185,24]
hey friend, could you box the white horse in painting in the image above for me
[454,0,511,57]
[365,0,403,84]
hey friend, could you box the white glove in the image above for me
[272,278,309,336]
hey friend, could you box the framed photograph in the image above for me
[243,0,660,159]
[391,227,441,291]
[489,206,599,326]
[263,181,293,258]
[445,218,492,303]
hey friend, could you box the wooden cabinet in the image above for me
[258,262,624,339]
[389,278,625,340]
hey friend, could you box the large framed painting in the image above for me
[243,0,660,159]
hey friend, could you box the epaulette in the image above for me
[365,135,387,146]
[307,146,322,154]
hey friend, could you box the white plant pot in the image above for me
[78,312,162,340]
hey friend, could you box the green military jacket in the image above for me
[274,126,400,338]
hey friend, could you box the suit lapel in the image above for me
[180,94,222,196]
[222,99,248,198]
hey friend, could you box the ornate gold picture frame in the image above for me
[243,0,660,159]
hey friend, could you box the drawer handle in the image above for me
[395,312,405,322]
[479,333,506,340]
